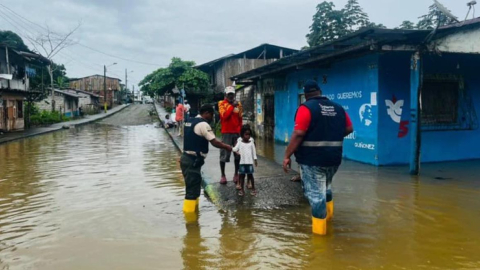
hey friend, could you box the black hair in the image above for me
[199,104,214,115]
[165,114,170,118]
[240,124,252,138]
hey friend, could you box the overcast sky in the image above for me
[0,0,471,90]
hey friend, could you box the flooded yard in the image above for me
[0,121,480,269]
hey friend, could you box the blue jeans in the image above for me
[299,165,338,219]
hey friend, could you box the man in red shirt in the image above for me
[176,101,186,136]
[283,80,353,235]
[218,86,243,184]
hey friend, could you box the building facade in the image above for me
[36,90,80,117]
[64,89,100,114]
[233,20,480,166]
[0,46,49,132]
[69,75,121,108]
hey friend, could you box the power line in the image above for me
[75,43,162,67]
[0,4,164,68]
[0,3,48,33]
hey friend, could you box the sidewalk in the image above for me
[155,103,304,209]
[0,105,129,145]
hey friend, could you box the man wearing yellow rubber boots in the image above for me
[283,80,353,235]
[181,105,233,216]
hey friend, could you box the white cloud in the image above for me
[0,0,471,89]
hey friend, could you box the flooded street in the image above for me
[1,106,480,269]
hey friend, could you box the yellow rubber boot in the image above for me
[183,199,197,213]
[312,217,327,235]
[326,201,334,221]
[184,212,198,223]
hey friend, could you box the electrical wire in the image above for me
[0,4,164,67]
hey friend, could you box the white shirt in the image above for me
[237,137,254,144]
[233,140,257,165]
[184,103,191,112]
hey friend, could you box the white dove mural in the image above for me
[385,99,404,123]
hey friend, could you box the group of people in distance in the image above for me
[177,80,353,236]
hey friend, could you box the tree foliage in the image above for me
[140,57,209,98]
[344,0,370,31]
[306,1,459,47]
[417,4,457,30]
[398,20,416,30]
[0,30,30,51]
[307,0,380,47]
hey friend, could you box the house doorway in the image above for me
[264,94,275,139]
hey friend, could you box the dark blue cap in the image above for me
[303,80,320,93]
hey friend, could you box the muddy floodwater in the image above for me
[1,121,480,269]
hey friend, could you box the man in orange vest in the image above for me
[218,86,243,184]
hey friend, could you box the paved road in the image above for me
[99,104,157,126]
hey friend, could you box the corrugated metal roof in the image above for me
[196,43,299,71]
[232,18,480,81]
[54,89,81,98]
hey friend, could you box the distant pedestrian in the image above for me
[184,100,191,115]
[164,114,175,129]
[283,80,353,235]
[181,104,233,218]
[176,101,186,136]
[232,125,258,196]
[218,86,243,185]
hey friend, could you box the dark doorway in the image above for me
[264,94,274,139]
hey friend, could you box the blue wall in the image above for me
[378,52,412,165]
[378,52,480,165]
[274,54,380,165]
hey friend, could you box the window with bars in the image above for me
[421,75,478,131]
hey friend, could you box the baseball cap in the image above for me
[225,86,235,94]
[303,80,321,93]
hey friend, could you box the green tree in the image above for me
[344,0,370,31]
[398,20,416,30]
[139,57,209,98]
[307,0,380,47]
[417,3,457,30]
[306,2,348,46]
[368,22,387,29]
[0,30,30,51]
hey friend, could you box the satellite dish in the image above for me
[434,0,460,22]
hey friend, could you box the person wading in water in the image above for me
[181,105,233,219]
[283,80,353,235]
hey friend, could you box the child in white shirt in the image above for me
[233,125,258,196]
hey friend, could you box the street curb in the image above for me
[153,103,221,205]
[0,104,130,146]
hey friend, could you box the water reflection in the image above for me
[0,123,480,269]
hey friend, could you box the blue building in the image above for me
[232,19,480,169]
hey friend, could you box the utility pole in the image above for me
[104,65,107,113]
[5,46,11,89]
[125,69,128,102]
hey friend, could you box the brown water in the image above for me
[1,124,480,270]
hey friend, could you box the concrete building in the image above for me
[68,75,121,108]
[233,18,480,167]
[0,46,50,132]
[64,89,100,114]
[36,89,80,117]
